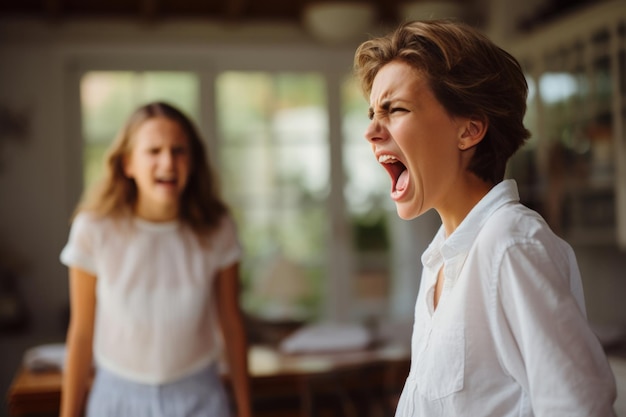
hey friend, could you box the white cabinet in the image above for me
[507,0,626,249]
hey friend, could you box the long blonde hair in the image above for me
[75,101,228,235]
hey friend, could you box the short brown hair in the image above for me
[354,20,531,184]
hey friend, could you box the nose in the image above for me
[364,118,387,144]
[160,150,175,168]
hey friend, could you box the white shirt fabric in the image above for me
[60,212,241,385]
[395,180,616,417]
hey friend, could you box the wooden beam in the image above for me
[140,0,158,22]
[43,0,61,20]
[224,0,247,19]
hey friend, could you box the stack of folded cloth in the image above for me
[22,343,66,372]
[279,322,372,354]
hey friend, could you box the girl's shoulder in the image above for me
[74,210,114,224]
[195,214,241,255]
[215,213,240,241]
[191,213,237,237]
[217,213,237,231]
[72,210,130,234]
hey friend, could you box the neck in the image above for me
[437,175,494,238]
[133,200,179,222]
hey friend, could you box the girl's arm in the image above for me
[216,262,253,417]
[60,267,96,417]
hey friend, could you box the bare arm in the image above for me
[216,262,253,417]
[60,267,96,417]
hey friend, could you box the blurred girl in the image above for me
[59,102,252,417]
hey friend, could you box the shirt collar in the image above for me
[421,179,520,280]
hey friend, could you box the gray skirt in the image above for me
[86,364,231,417]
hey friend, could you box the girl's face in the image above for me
[124,116,191,221]
[365,60,469,220]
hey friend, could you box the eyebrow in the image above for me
[368,100,392,119]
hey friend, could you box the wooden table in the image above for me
[7,344,410,417]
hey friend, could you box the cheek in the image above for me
[179,158,192,180]
[123,163,133,178]
[391,118,419,147]
[122,154,136,178]
[181,156,192,171]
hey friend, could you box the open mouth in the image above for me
[378,155,408,193]
[155,177,177,186]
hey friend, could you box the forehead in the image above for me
[132,117,189,145]
[369,60,429,104]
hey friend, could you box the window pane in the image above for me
[80,71,199,189]
[216,71,328,320]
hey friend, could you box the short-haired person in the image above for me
[354,20,616,416]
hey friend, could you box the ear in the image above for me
[458,118,487,150]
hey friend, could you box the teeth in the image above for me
[378,154,398,164]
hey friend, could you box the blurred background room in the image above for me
[1,0,626,415]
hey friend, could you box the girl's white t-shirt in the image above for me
[60,212,242,385]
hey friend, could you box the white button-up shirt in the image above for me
[395,180,616,417]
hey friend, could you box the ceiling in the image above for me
[0,0,399,25]
[0,0,604,32]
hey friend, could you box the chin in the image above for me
[395,197,427,220]
[395,206,417,221]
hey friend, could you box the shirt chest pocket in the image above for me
[413,323,465,400]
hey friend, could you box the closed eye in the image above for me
[369,102,407,120]
[368,108,393,120]
[390,107,408,114]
